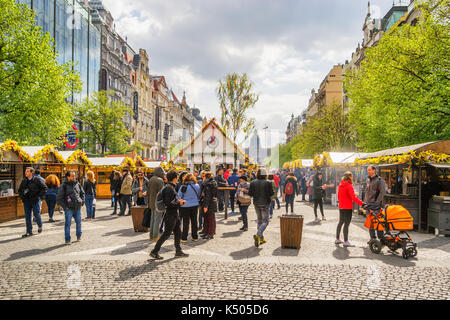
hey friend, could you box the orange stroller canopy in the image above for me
[365,205,414,231]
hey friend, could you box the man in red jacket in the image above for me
[336,171,365,247]
[272,171,281,209]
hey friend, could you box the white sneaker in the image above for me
[343,241,355,247]
[335,239,343,244]
[315,218,320,222]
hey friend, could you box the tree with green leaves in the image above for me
[0,0,81,145]
[217,73,259,149]
[345,0,450,151]
[291,103,355,159]
[75,91,132,155]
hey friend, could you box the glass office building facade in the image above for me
[17,0,101,104]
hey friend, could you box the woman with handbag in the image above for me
[236,175,251,231]
[177,173,201,242]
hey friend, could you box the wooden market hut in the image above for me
[0,143,68,222]
[89,157,132,199]
[175,118,246,172]
[357,140,450,233]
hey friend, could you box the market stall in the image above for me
[89,157,130,199]
[355,140,450,232]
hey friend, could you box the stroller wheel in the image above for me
[402,250,409,259]
[369,240,382,254]
[409,247,417,257]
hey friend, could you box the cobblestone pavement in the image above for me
[0,199,449,300]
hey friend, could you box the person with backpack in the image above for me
[282,172,298,214]
[56,171,85,244]
[150,170,189,260]
[201,171,218,240]
[178,173,201,242]
[83,171,96,221]
[248,169,274,247]
[18,167,48,237]
[147,167,166,241]
[236,175,251,231]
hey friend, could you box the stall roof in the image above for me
[328,152,358,164]
[58,151,77,161]
[89,157,126,166]
[21,146,44,157]
[143,161,161,169]
[301,159,314,167]
[426,162,450,169]
[361,140,450,159]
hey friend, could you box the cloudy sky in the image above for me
[102,0,395,146]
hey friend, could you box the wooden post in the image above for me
[418,164,422,233]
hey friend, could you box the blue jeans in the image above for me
[239,205,248,228]
[229,190,236,212]
[254,205,270,239]
[45,195,57,220]
[23,200,42,234]
[269,200,275,217]
[64,208,82,242]
[85,194,95,219]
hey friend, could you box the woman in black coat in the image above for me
[312,172,327,221]
[200,172,218,240]
[110,171,122,215]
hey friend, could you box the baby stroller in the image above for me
[363,203,417,259]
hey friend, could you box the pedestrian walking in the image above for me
[336,171,365,247]
[248,169,274,247]
[283,172,298,214]
[119,168,132,216]
[227,168,240,215]
[236,175,251,231]
[150,170,189,260]
[273,171,281,209]
[201,171,218,240]
[147,166,166,241]
[83,171,96,221]
[109,171,115,207]
[268,174,278,219]
[300,172,307,201]
[215,167,228,212]
[18,167,47,237]
[178,173,201,242]
[364,165,386,242]
[198,171,206,231]
[312,172,327,221]
[279,170,287,200]
[110,171,122,215]
[44,174,60,223]
[132,169,148,206]
[56,171,85,244]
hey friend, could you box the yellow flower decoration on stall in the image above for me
[353,151,450,166]
[0,140,37,163]
[34,145,65,163]
[66,150,92,165]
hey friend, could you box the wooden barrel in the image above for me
[131,206,149,232]
[280,214,304,249]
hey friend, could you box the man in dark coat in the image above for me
[312,172,327,221]
[248,169,274,247]
[364,165,386,240]
[214,167,228,212]
[18,167,48,237]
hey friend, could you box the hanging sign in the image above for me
[63,124,79,149]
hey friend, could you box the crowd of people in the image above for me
[17,164,388,256]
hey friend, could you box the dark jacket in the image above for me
[215,174,228,187]
[248,178,274,206]
[18,176,48,203]
[312,174,324,200]
[227,174,240,189]
[56,180,85,211]
[110,178,122,196]
[161,182,180,216]
[364,174,386,206]
[201,178,218,213]
[83,180,96,196]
